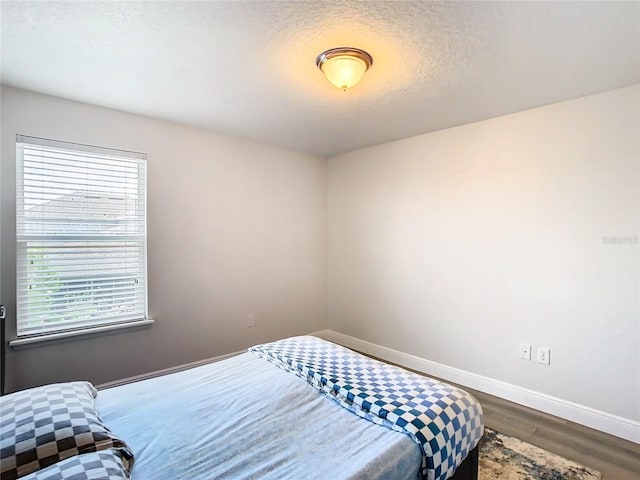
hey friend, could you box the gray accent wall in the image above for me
[0,86,327,392]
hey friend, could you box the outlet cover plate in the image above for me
[537,347,550,365]
[519,343,531,360]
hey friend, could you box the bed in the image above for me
[1,336,483,480]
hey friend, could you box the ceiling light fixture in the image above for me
[316,47,373,91]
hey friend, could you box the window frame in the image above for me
[14,135,150,342]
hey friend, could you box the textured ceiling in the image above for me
[2,1,639,156]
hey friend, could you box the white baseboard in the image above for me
[96,330,329,390]
[315,329,640,444]
[96,349,244,390]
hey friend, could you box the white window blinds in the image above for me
[16,135,147,338]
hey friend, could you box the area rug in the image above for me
[479,428,602,479]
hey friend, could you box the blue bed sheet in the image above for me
[96,352,421,480]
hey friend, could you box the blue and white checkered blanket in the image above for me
[249,336,484,480]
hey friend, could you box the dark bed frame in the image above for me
[449,445,479,480]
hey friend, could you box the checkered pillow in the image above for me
[0,382,134,480]
[19,449,131,480]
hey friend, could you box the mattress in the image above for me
[96,351,422,480]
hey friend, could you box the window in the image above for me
[16,135,147,338]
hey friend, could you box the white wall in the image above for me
[1,86,327,391]
[327,85,640,422]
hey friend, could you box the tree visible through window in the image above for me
[16,135,147,337]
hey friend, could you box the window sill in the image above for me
[9,319,155,349]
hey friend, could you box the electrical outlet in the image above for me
[537,347,550,365]
[519,343,531,360]
[247,314,255,328]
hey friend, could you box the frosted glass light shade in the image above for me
[316,47,373,91]
[321,55,368,90]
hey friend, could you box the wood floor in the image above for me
[438,380,640,479]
